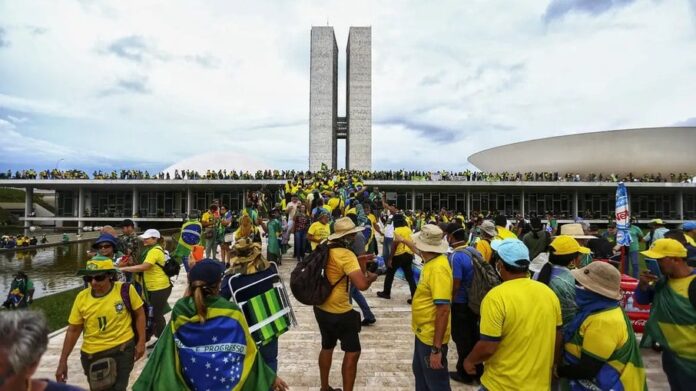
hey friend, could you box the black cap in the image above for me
[189,259,225,285]
[120,219,135,228]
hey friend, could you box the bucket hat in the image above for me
[559,223,596,239]
[571,261,622,300]
[479,220,498,237]
[412,224,449,253]
[228,238,269,275]
[328,217,364,241]
[91,233,119,249]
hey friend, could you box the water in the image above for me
[0,237,175,298]
[1,241,95,298]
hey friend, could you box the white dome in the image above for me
[163,152,272,176]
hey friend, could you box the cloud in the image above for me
[104,35,158,62]
[26,26,47,35]
[0,27,9,47]
[183,54,221,69]
[0,94,86,119]
[99,75,150,96]
[7,115,28,124]
[543,0,636,23]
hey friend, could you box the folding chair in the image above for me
[226,262,298,346]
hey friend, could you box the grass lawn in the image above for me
[31,287,82,332]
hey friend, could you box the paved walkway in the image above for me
[36,251,670,390]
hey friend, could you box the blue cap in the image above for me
[682,221,696,231]
[491,238,530,266]
[92,233,119,249]
[189,259,224,285]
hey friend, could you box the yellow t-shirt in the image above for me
[496,226,518,240]
[479,278,561,391]
[394,226,414,256]
[142,246,171,291]
[308,222,330,250]
[564,307,646,391]
[201,211,214,225]
[411,254,453,345]
[476,239,493,262]
[69,282,144,354]
[317,247,361,314]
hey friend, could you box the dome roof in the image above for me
[468,127,696,176]
[163,151,271,175]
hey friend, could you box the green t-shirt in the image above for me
[628,225,644,252]
[10,278,33,294]
[267,219,281,256]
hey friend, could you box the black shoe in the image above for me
[376,291,391,299]
[407,298,412,305]
[449,371,476,385]
[361,318,376,326]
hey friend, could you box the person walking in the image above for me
[118,229,172,343]
[377,214,417,303]
[522,216,551,261]
[408,224,453,390]
[313,217,378,391]
[444,223,481,385]
[346,213,377,326]
[291,204,311,261]
[56,258,146,391]
[464,238,562,391]
[635,238,696,389]
[558,262,646,390]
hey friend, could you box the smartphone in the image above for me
[645,258,662,278]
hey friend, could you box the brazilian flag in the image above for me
[133,295,276,391]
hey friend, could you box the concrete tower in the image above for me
[309,26,372,171]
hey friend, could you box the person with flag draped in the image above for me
[557,261,647,390]
[171,210,203,273]
[634,238,696,390]
[133,259,288,391]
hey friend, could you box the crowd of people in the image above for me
[2,168,695,391]
[1,167,694,183]
[1,234,47,249]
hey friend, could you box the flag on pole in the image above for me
[615,182,632,246]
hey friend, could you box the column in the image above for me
[411,188,416,211]
[466,190,471,218]
[521,190,525,218]
[77,187,85,231]
[24,187,33,235]
[678,191,684,221]
[132,187,139,227]
[573,190,579,220]
[187,187,193,216]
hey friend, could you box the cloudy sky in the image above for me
[1,0,695,174]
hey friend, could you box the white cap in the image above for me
[138,229,161,239]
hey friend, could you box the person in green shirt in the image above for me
[3,272,34,309]
[263,208,282,265]
[626,221,645,278]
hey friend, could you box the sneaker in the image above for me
[361,318,376,326]
[376,291,391,299]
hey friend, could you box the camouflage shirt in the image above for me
[118,233,140,264]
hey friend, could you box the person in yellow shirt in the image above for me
[475,221,497,262]
[408,224,453,389]
[314,218,378,391]
[464,238,562,391]
[494,215,518,240]
[307,211,331,251]
[119,229,172,342]
[682,221,696,247]
[56,258,146,391]
[377,214,417,302]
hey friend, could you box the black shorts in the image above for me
[313,307,361,352]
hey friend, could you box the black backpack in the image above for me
[120,283,154,342]
[290,241,346,305]
[154,249,180,277]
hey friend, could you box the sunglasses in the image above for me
[83,274,109,283]
[97,244,113,249]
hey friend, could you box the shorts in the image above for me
[313,307,362,352]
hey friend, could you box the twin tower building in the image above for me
[309,26,372,171]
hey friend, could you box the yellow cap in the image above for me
[641,238,687,259]
[549,235,591,255]
[77,257,116,275]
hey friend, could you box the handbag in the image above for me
[87,357,117,391]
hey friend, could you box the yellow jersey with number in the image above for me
[69,282,143,354]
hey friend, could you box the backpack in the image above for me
[290,241,346,305]
[153,248,180,277]
[120,283,154,342]
[454,247,501,315]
